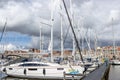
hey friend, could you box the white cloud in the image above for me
[0,43,17,51]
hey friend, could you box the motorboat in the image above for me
[111,59,120,65]
[1,61,85,79]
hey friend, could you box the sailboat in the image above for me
[110,18,120,65]
[1,0,85,79]
[1,61,85,79]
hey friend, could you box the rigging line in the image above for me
[55,24,70,45]
[53,19,70,49]
[56,14,71,45]
[56,18,71,48]
[0,19,7,43]
[62,0,84,62]
[63,25,70,44]
[62,17,70,44]
[59,3,71,44]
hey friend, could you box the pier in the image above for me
[63,63,110,80]
[82,63,110,80]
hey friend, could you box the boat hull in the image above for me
[111,60,120,65]
[3,66,84,79]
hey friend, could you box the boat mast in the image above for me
[112,18,115,58]
[59,0,64,59]
[94,30,98,58]
[50,0,54,62]
[62,0,84,62]
[40,24,42,53]
[70,0,75,60]
[60,11,64,59]
[88,29,91,58]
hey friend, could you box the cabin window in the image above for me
[19,63,49,66]
[28,68,37,71]
[57,68,64,70]
[9,68,13,70]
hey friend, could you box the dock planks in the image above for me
[81,63,109,80]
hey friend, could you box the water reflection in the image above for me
[109,65,120,80]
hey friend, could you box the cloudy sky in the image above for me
[0,0,120,51]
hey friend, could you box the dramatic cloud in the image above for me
[0,0,120,50]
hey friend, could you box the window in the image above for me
[9,68,13,70]
[19,63,49,66]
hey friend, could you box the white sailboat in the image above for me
[1,61,84,79]
[1,0,85,79]
[110,18,120,65]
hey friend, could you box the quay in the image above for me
[63,63,110,80]
[82,63,110,80]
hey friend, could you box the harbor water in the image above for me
[0,65,120,80]
[109,65,120,80]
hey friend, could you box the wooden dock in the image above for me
[63,72,85,80]
[81,63,110,80]
[63,64,98,80]
[63,63,110,80]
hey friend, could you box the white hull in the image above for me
[2,62,84,79]
[111,60,120,65]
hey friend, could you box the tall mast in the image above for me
[50,0,54,62]
[40,24,42,53]
[70,0,75,59]
[79,18,84,55]
[42,36,44,51]
[60,13,64,58]
[88,29,91,58]
[94,30,97,57]
[112,18,115,55]
[59,0,64,59]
